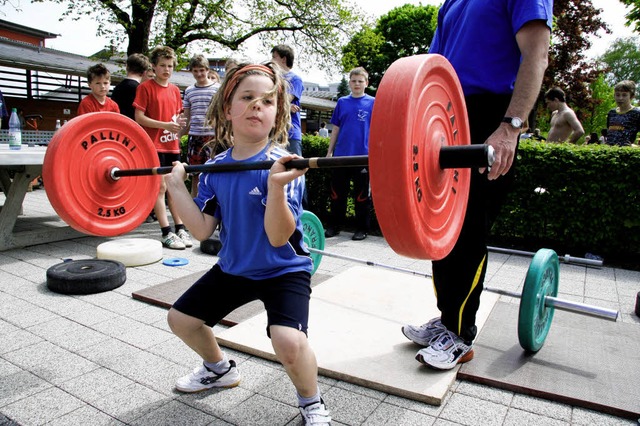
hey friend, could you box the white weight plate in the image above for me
[97,238,163,267]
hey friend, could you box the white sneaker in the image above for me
[162,232,186,250]
[415,330,474,370]
[299,399,331,425]
[176,228,193,247]
[401,317,446,347]
[175,361,241,393]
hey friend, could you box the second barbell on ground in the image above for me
[300,211,619,354]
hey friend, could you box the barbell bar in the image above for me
[305,247,618,322]
[110,145,494,180]
[300,210,619,353]
[42,54,485,261]
[488,246,603,268]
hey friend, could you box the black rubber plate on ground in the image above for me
[200,238,222,256]
[46,259,126,294]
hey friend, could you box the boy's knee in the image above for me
[167,308,196,334]
[277,342,303,366]
[271,328,306,365]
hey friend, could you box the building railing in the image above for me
[0,129,56,146]
[1,65,87,102]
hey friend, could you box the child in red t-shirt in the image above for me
[133,46,191,250]
[77,64,120,115]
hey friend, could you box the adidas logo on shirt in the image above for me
[249,187,262,196]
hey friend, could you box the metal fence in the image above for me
[0,129,55,146]
[0,65,88,102]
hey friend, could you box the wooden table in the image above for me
[0,145,82,251]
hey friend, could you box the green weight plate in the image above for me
[518,248,559,352]
[301,210,325,275]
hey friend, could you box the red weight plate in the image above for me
[43,112,160,236]
[369,54,470,260]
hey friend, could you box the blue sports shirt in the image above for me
[330,94,375,157]
[194,145,312,279]
[430,0,553,96]
[285,71,304,141]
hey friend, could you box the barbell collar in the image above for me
[111,145,493,179]
[439,145,494,169]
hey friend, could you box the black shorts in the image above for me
[187,135,213,166]
[158,152,180,167]
[172,264,312,336]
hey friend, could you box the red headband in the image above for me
[223,64,275,105]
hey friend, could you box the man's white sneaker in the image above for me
[176,228,193,247]
[299,399,331,425]
[415,330,474,370]
[162,232,186,250]
[401,317,446,347]
[175,361,241,393]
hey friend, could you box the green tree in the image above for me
[536,0,609,134]
[582,74,615,137]
[341,4,439,91]
[619,0,640,32]
[341,27,386,89]
[337,75,349,98]
[599,36,640,85]
[544,0,608,110]
[32,0,362,70]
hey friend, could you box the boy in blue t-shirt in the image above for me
[325,67,375,241]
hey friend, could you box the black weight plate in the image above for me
[200,238,222,256]
[46,259,126,295]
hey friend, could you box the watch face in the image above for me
[512,117,523,128]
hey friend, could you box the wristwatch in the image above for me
[502,116,524,129]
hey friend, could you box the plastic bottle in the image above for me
[55,119,61,130]
[8,108,21,150]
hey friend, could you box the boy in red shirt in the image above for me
[133,46,192,249]
[77,64,120,115]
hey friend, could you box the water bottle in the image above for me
[8,108,21,150]
[55,119,61,130]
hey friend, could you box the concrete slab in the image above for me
[458,302,640,420]
[217,266,499,405]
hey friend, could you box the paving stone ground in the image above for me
[0,189,638,425]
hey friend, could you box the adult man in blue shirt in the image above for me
[403,0,553,370]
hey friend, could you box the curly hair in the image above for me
[205,62,291,153]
